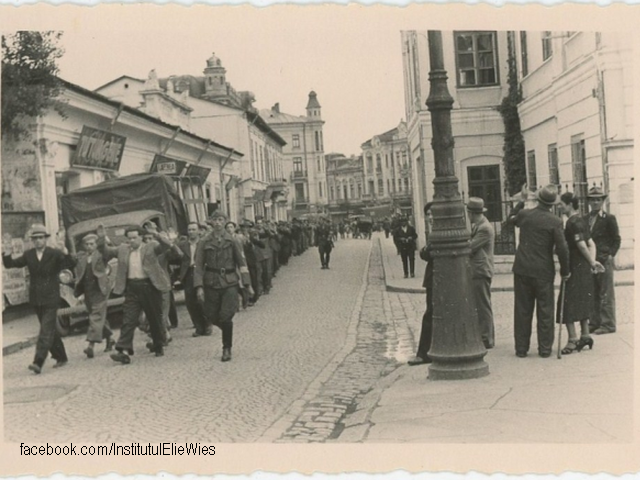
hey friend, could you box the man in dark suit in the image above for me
[316,217,335,269]
[3,224,76,374]
[74,233,115,359]
[177,222,209,337]
[97,225,173,364]
[508,184,570,358]
[467,197,496,349]
[585,186,621,334]
[394,217,418,278]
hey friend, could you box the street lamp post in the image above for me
[425,31,489,380]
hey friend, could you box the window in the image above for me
[376,154,382,172]
[367,155,373,173]
[548,143,559,186]
[571,135,588,215]
[455,31,499,87]
[357,183,362,198]
[520,31,528,77]
[350,182,354,199]
[368,180,375,195]
[398,178,402,192]
[319,182,323,198]
[343,185,348,200]
[385,154,389,168]
[378,179,384,196]
[295,183,305,202]
[320,131,324,151]
[317,157,321,172]
[292,134,300,148]
[526,150,538,191]
[404,178,410,192]
[542,31,553,61]
[315,131,320,152]
[387,179,391,195]
[293,157,303,173]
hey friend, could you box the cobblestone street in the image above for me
[3,239,374,443]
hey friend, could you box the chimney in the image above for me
[272,103,280,114]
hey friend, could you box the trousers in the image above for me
[319,244,332,267]
[591,256,616,332]
[183,267,207,333]
[415,283,434,360]
[473,277,495,347]
[116,280,164,354]
[84,287,111,343]
[33,305,67,367]
[203,286,238,348]
[400,249,415,276]
[513,273,555,355]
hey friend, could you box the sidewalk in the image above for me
[379,233,635,294]
[342,233,635,443]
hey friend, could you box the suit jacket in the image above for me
[176,238,197,283]
[394,225,418,251]
[469,216,495,279]
[98,238,172,295]
[508,202,570,280]
[585,211,621,263]
[74,250,111,297]
[194,231,251,290]
[3,247,76,307]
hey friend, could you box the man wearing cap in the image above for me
[74,233,115,359]
[3,224,76,374]
[585,186,621,334]
[177,222,209,336]
[194,210,251,362]
[394,217,418,278]
[507,184,570,358]
[467,197,496,349]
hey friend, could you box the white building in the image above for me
[515,31,634,268]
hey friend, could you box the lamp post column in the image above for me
[425,31,489,380]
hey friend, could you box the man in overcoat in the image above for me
[194,210,251,362]
[507,184,570,358]
[394,217,418,278]
[467,197,496,349]
[585,186,621,335]
[3,224,76,374]
[74,233,115,358]
[177,222,209,336]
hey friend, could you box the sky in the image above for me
[56,10,407,157]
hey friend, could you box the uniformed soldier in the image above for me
[194,210,251,362]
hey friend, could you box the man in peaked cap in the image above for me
[467,197,496,349]
[507,184,570,358]
[585,186,621,334]
[3,224,76,374]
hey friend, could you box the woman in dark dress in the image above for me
[558,192,604,354]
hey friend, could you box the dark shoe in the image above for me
[326,265,330,269]
[146,341,155,352]
[52,360,68,368]
[110,352,131,365]
[407,356,432,366]
[410,273,415,278]
[83,346,94,359]
[483,340,494,349]
[221,347,232,362]
[593,327,614,335]
[539,351,552,358]
[104,337,116,352]
[516,351,528,358]
[28,363,42,375]
[155,348,164,357]
[561,340,579,355]
[404,274,408,279]
[192,331,202,338]
[589,324,599,334]
[576,336,594,351]
[203,328,213,336]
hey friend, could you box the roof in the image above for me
[59,78,242,158]
[260,108,308,125]
[93,75,145,92]
[361,126,400,149]
[306,91,321,109]
[245,111,287,146]
[159,75,206,98]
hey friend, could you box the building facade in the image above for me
[96,54,288,223]
[260,92,328,217]
[325,153,365,219]
[360,121,413,219]
[514,31,634,268]
[2,79,240,307]
[401,30,510,248]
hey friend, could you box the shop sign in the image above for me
[72,126,126,171]
[150,155,187,176]
[185,164,212,182]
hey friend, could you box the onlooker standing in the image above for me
[467,197,496,349]
[394,217,418,278]
[177,222,209,336]
[585,186,621,335]
[557,192,604,354]
[3,224,76,374]
[316,218,334,269]
[255,218,273,295]
[507,184,570,358]
[74,233,115,359]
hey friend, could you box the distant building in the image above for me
[514,31,634,268]
[96,53,288,222]
[360,121,413,219]
[325,153,365,220]
[260,92,327,217]
[401,30,510,248]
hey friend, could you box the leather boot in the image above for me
[221,323,233,362]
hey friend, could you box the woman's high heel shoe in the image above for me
[576,336,594,352]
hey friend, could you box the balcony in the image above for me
[291,170,308,181]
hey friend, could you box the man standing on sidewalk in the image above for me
[194,210,251,362]
[97,225,172,364]
[394,217,418,278]
[317,217,335,269]
[3,224,76,374]
[507,184,570,358]
[467,198,496,349]
[585,186,621,335]
[74,233,115,359]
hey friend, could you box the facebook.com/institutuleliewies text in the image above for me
[19,442,216,456]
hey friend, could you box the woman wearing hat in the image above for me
[557,192,605,353]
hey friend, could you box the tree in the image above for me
[498,32,527,197]
[1,31,65,139]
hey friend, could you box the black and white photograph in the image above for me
[0,3,638,475]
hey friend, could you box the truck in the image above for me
[56,172,208,335]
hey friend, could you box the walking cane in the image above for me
[557,278,567,360]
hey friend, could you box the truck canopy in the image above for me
[60,173,188,234]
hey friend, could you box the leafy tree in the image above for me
[1,31,65,139]
[498,33,527,197]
